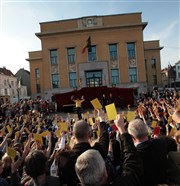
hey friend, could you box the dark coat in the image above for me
[87,133,143,186]
[111,133,143,186]
[136,138,167,186]
[23,176,60,186]
[59,121,109,186]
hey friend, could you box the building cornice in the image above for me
[144,47,164,51]
[39,12,143,25]
[35,22,148,38]
[26,57,42,62]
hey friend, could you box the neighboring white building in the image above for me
[175,60,180,82]
[0,67,28,102]
[161,68,169,88]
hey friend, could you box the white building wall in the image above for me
[175,62,180,81]
[0,74,27,100]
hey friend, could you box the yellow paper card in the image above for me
[127,111,136,122]
[15,131,20,138]
[83,112,88,119]
[168,116,172,123]
[95,117,100,121]
[55,129,61,138]
[90,98,102,109]
[6,125,12,133]
[167,108,171,114]
[6,147,17,161]
[33,133,43,144]
[169,127,177,136]
[0,128,5,136]
[23,141,27,147]
[88,118,94,125]
[105,103,117,121]
[37,125,41,130]
[41,131,50,137]
[151,120,157,128]
[23,115,27,123]
[177,99,180,111]
[59,122,68,132]
[97,130,100,137]
[153,107,158,113]
[25,127,30,134]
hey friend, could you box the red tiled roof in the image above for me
[0,68,15,76]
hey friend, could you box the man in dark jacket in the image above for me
[128,119,167,186]
[58,109,109,186]
[75,114,143,186]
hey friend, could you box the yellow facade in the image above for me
[26,12,162,99]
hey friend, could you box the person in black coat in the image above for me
[57,109,109,186]
[128,119,168,186]
[75,114,143,186]
[101,94,107,112]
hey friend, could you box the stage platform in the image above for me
[54,86,134,112]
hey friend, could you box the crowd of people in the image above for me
[0,89,179,186]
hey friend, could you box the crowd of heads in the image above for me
[0,88,179,186]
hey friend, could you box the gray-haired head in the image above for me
[128,119,148,140]
[75,149,107,186]
[73,120,91,140]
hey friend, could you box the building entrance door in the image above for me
[86,70,102,87]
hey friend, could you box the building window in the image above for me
[35,68,40,79]
[109,44,118,61]
[152,75,157,85]
[52,74,59,88]
[129,67,137,82]
[178,66,180,70]
[50,49,58,65]
[11,81,14,86]
[36,84,41,93]
[4,80,6,86]
[24,89,26,96]
[127,42,136,59]
[69,72,77,88]
[111,69,119,85]
[88,46,97,61]
[86,70,102,87]
[178,72,180,78]
[67,48,75,63]
[12,89,15,95]
[151,59,156,69]
[4,88,7,95]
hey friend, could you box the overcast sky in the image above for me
[0,0,179,74]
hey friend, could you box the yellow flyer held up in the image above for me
[6,147,17,161]
[59,122,68,132]
[105,103,117,120]
[41,131,50,137]
[127,111,136,122]
[90,98,102,109]
[6,125,12,133]
[88,118,94,125]
[177,99,180,111]
[151,120,157,128]
[33,133,43,144]
[55,129,61,138]
[24,127,30,134]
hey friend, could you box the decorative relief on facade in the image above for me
[111,60,118,68]
[128,58,136,67]
[78,17,102,29]
[51,65,58,74]
[69,64,76,72]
